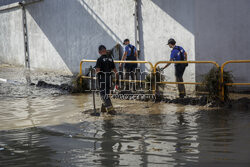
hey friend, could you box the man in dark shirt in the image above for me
[95,45,118,115]
[162,38,188,98]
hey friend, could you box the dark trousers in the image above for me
[99,76,112,107]
[175,64,186,96]
[125,65,136,91]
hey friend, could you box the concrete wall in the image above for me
[141,0,250,86]
[0,0,135,74]
[141,0,196,85]
[0,0,250,87]
[195,0,250,85]
[0,7,24,66]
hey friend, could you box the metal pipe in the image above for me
[157,81,203,85]
[154,61,220,73]
[220,60,250,101]
[134,0,138,49]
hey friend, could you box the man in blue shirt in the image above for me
[119,39,138,91]
[162,38,188,98]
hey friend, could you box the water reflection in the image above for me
[99,119,121,166]
[0,128,57,166]
[0,94,250,166]
[196,109,237,163]
[171,107,199,166]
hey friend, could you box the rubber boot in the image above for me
[105,106,117,115]
[100,103,106,113]
[179,93,185,99]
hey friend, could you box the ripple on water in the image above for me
[0,94,250,166]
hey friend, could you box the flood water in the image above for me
[0,94,250,167]
[1,66,250,166]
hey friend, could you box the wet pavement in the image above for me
[1,66,250,166]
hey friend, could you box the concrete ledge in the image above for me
[0,0,43,12]
[0,2,20,12]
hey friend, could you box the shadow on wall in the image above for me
[0,0,21,6]
[137,0,146,72]
[194,0,250,84]
[151,0,195,34]
[26,0,123,74]
[152,0,250,85]
[147,0,195,87]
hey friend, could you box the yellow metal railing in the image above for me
[79,59,153,85]
[220,60,250,101]
[153,60,220,84]
[79,59,250,101]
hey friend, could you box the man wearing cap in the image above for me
[119,39,138,91]
[95,45,118,115]
[161,38,188,98]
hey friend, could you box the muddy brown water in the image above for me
[1,66,250,166]
[1,94,250,166]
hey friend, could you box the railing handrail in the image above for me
[79,58,250,101]
[220,60,250,101]
[154,60,220,73]
[80,59,154,76]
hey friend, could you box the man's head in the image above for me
[98,45,107,55]
[167,38,176,48]
[123,39,130,45]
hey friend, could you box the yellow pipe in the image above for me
[81,76,97,79]
[81,76,147,83]
[153,61,220,96]
[119,79,146,83]
[153,60,220,73]
[114,60,154,70]
[80,59,154,73]
[79,59,154,91]
[157,81,203,85]
[225,83,250,86]
[221,60,250,101]
[79,60,96,85]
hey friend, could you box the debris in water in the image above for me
[36,80,73,91]
[202,67,234,102]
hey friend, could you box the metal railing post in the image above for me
[220,60,250,101]
[79,59,154,92]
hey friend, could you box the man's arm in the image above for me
[162,58,173,70]
[119,52,127,67]
[96,68,100,73]
[184,52,187,61]
[113,68,119,86]
[135,50,138,60]
[95,58,101,73]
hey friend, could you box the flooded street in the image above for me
[1,94,250,166]
[1,66,250,166]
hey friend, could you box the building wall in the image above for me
[0,0,250,87]
[141,0,196,85]
[0,7,24,66]
[195,0,250,85]
[0,0,135,74]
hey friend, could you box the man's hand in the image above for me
[115,78,119,85]
[119,52,127,68]
[160,67,165,72]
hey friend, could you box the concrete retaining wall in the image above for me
[141,0,196,85]
[0,0,135,74]
[0,0,250,88]
[0,7,24,66]
[195,0,250,85]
